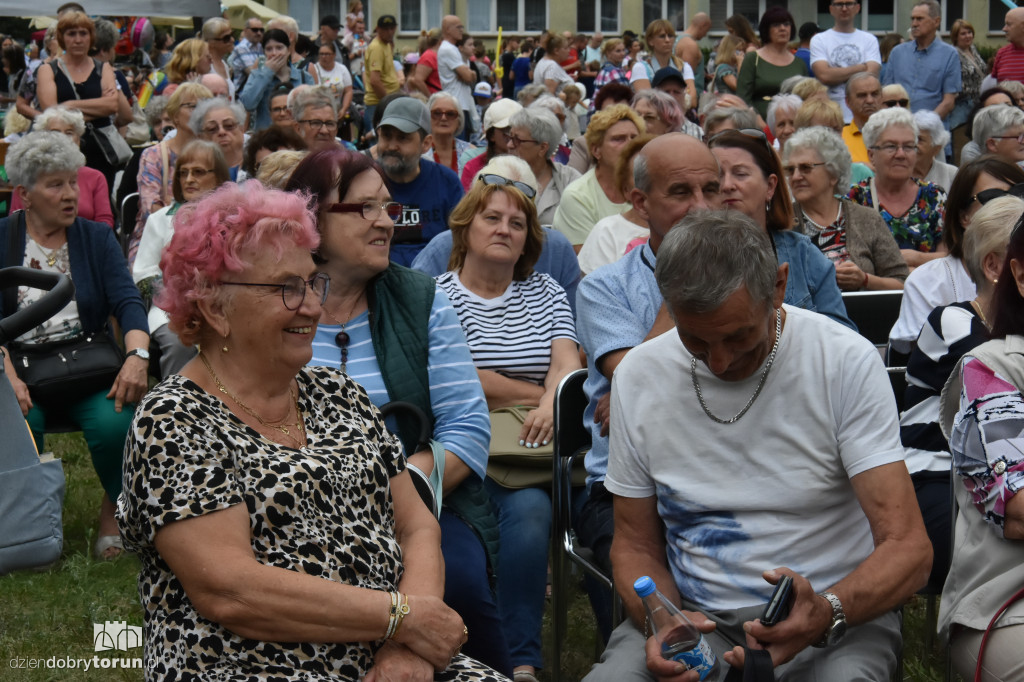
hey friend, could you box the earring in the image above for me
[222,345,229,353]
[994,279,999,285]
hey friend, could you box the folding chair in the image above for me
[550,368,622,680]
[842,290,904,350]
[118,192,140,258]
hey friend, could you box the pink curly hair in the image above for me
[157,180,320,346]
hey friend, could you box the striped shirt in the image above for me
[993,43,1024,84]
[436,271,577,384]
[308,287,490,478]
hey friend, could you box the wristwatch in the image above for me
[125,348,151,361]
[812,592,847,648]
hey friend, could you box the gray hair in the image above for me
[656,209,779,313]
[778,75,809,95]
[6,130,85,188]
[963,195,1024,289]
[913,109,950,150]
[633,150,652,193]
[861,107,918,149]
[516,83,547,105]
[510,107,562,159]
[202,17,231,40]
[290,85,338,121]
[531,94,567,134]
[766,94,802,135]
[703,106,759,135]
[783,126,852,194]
[973,104,1024,150]
[428,91,465,135]
[845,71,880,99]
[189,97,245,136]
[267,15,299,39]
[914,0,941,19]
[35,104,86,138]
[144,95,170,128]
[92,18,118,53]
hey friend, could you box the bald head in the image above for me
[200,73,230,99]
[442,15,465,42]
[689,12,712,38]
[1006,7,1024,47]
[633,133,721,250]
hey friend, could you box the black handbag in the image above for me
[3,212,124,405]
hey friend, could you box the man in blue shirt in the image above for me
[376,98,465,266]
[882,0,960,124]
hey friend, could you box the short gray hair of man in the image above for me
[189,97,246,136]
[6,130,85,188]
[973,104,1024,150]
[516,83,546,105]
[913,109,950,150]
[428,91,465,135]
[861,106,918,149]
[510,107,562,159]
[35,104,86,139]
[845,71,880,99]
[783,126,852,193]
[767,94,802,136]
[290,85,338,121]
[703,106,759,135]
[202,17,231,40]
[963,195,1024,288]
[655,209,779,314]
[92,18,118,53]
[915,0,941,19]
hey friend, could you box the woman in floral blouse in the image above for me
[848,107,946,271]
[949,19,987,131]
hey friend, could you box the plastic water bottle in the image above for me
[634,576,720,681]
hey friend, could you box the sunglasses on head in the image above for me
[707,127,773,152]
[883,98,910,108]
[972,182,1024,206]
[478,173,537,199]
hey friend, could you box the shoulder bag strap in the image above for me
[3,211,26,317]
[868,176,882,215]
[53,58,81,101]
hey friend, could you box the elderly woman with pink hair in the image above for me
[116,180,502,682]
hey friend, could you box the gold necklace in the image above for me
[28,230,65,267]
[200,353,306,447]
[971,299,991,330]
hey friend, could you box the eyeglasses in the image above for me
[882,98,909,108]
[270,105,290,114]
[299,119,338,130]
[782,162,826,176]
[203,120,240,134]
[479,173,537,199]
[178,167,215,180]
[972,183,1024,206]
[707,128,773,152]
[503,132,541,147]
[991,132,1024,145]
[870,143,917,155]
[431,110,460,120]
[831,2,858,8]
[248,27,264,33]
[214,34,234,43]
[327,201,403,220]
[219,273,330,310]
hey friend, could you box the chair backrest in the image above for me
[119,192,140,257]
[842,290,904,347]
[887,366,908,414]
[553,368,590,460]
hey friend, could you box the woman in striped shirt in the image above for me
[437,156,581,682]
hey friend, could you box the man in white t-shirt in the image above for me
[582,211,931,681]
[810,0,881,123]
[438,15,478,142]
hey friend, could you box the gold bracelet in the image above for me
[385,591,400,639]
[391,593,410,639]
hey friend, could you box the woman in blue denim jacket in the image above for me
[708,129,856,330]
[238,29,314,131]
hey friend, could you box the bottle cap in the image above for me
[633,576,655,597]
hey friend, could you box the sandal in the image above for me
[94,534,124,561]
[513,672,539,682]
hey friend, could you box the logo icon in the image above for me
[93,621,142,652]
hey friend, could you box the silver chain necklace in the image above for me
[691,309,783,424]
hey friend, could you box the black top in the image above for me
[49,58,111,128]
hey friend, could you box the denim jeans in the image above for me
[483,478,552,669]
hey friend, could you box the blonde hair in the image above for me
[585,103,645,162]
[791,78,828,101]
[794,98,843,132]
[256,150,309,189]
[716,35,745,70]
[165,38,208,83]
[165,81,214,119]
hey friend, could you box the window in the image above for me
[943,0,964,32]
[468,0,546,33]
[991,2,1012,34]
[399,0,442,32]
[577,0,620,34]
[710,1,787,33]
[815,0,894,34]
[644,0,687,31]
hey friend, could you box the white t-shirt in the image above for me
[810,29,882,123]
[889,255,977,354]
[533,58,574,93]
[628,59,694,85]
[312,61,353,103]
[438,40,474,112]
[436,270,577,384]
[606,305,905,611]
[577,213,649,275]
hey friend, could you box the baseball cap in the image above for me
[483,98,523,130]
[474,82,493,98]
[798,22,821,42]
[377,15,398,29]
[320,15,341,30]
[379,97,430,134]
[651,66,686,89]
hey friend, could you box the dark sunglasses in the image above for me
[707,127,773,152]
[883,98,910,108]
[972,182,1024,206]
[478,173,537,199]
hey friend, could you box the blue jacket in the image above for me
[238,63,313,131]
[0,215,148,338]
[773,229,856,331]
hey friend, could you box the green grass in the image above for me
[1,432,958,681]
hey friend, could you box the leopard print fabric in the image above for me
[117,366,506,681]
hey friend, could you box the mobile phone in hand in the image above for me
[759,575,794,626]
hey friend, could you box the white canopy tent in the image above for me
[0,1,220,16]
